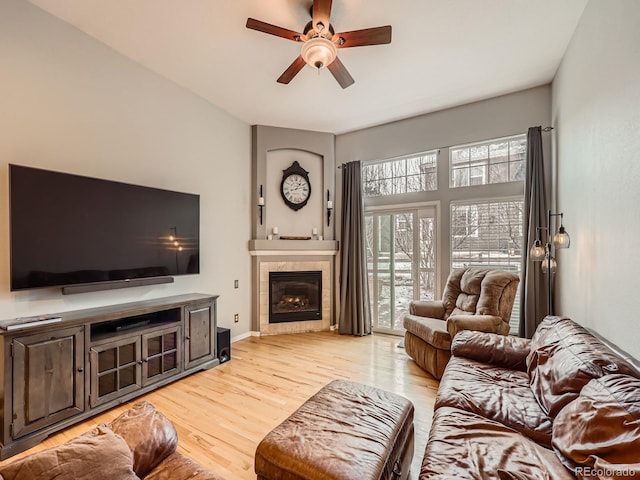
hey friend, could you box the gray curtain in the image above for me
[520,126,548,338]
[339,161,372,336]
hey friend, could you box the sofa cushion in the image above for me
[108,401,178,478]
[419,407,574,480]
[435,356,553,447]
[403,315,451,350]
[0,426,139,480]
[451,330,531,371]
[552,374,640,476]
[526,316,639,418]
[144,452,226,480]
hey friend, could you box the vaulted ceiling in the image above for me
[28,0,587,134]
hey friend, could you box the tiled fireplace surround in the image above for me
[251,248,337,335]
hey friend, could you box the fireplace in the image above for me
[269,271,322,323]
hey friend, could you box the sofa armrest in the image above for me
[409,300,445,318]
[445,313,504,338]
[108,402,178,478]
[451,330,532,371]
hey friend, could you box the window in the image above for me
[450,135,526,188]
[451,205,479,238]
[451,199,524,332]
[365,207,437,333]
[363,151,437,197]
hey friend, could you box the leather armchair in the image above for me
[403,267,519,379]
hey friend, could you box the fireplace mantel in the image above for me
[248,239,338,256]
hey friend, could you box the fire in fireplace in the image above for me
[269,271,322,323]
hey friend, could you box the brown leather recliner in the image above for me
[403,267,519,379]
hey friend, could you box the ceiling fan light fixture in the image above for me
[301,37,337,70]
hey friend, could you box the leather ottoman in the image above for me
[255,379,414,480]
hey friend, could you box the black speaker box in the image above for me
[217,327,231,363]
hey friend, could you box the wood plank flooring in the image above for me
[1,331,439,479]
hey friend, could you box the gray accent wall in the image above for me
[335,86,552,294]
[552,0,640,357]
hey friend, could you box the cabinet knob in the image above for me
[77,367,84,373]
[185,336,190,340]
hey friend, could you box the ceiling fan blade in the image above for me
[327,57,354,89]
[312,0,332,33]
[246,18,304,42]
[277,56,307,84]
[335,25,392,48]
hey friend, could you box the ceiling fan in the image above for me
[246,0,392,89]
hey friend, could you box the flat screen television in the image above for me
[9,164,200,292]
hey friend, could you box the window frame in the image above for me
[449,134,526,188]
[362,150,438,198]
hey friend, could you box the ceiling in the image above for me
[28,0,587,135]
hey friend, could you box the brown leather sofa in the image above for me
[420,316,640,479]
[0,402,224,480]
[403,267,520,379]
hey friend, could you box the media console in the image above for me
[0,293,219,459]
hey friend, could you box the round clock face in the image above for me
[282,173,310,206]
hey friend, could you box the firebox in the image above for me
[269,271,322,323]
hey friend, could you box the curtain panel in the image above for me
[520,126,549,338]
[339,161,372,336]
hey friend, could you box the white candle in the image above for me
[258,197,264,206]
[272,227,278,235]
[327,200,333,209]
[312,227,318,235]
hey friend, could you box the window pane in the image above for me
[450,134,526,188]
[451,148,469,164]
[489,162,508,183]
[363,151,438,197]
[450,199,524,333]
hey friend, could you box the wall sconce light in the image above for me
[529,210,571,315]
[327,190,333,227]
[258,184,265,225]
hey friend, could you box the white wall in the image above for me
[0,0,252,337]
[552,0,640,357]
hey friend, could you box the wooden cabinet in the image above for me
[184,301,215,369]
[0,293,218,460]
[11,326,84,439]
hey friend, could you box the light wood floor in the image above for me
[1,331,439,479]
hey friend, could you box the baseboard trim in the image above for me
[231,331,260,343]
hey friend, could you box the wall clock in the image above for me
[280,161,311,211]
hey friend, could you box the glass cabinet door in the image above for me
[142,325,182,386]
[90,337,142,407]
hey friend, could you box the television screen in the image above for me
[9,164,200,291]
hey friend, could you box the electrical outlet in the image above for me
[234,313,239,323]
[234,280,239,289]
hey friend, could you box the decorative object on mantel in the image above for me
[258,184,265,225]
[245,0,392,89]
[280,236,312,240]
[312,227,319,240]
[272,226,279,240]
[529,210,571,315]
[327,190,333,226]
[280,161,311,211]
